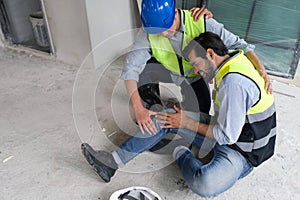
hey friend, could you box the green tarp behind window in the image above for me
[207,0,300,78]
[178,0,300,78]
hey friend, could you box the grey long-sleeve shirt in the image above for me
[121,10,255,85]
[212,73,260,145]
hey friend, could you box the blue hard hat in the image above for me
[141,0,176,34]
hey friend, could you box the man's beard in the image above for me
[202,59,216,82]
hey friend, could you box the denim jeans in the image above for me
[113,109,253,197]
[174,143,253,197]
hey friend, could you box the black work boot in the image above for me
[81,143,118,183]
[138,83,163,112]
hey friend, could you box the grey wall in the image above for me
[42,0,140,67]
[43,0,91,65]
[85,0,141,68]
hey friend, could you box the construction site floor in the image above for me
[0,46,299,200]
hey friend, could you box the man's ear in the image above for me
[207,48,215,60]
[173,9,178,20]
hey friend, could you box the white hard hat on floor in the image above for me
[109,186,162,200]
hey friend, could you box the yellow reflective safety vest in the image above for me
[214,50,277,167]
[148,9,205,77]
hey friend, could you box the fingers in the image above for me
[147,121,158,135]
[190,7,213,21]
[149,110,158,116]
[159,125,173,129]
[156,113,179,129]
[136,109,159,135]
[155,110,183,129]
[156,112,168,118]
[155,114,167,123]
[173,105,181,113]
[142,123,152,135]
[156,113,170,128]
[265,81,273,94]
[260,70,273,94]
[264,76,273,94]
[156,119,172,129]
[192,7,204,21]
[138,122,145,134]
[138,120,157,135]
[190,7,197,13]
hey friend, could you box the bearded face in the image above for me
[189,50,216,82]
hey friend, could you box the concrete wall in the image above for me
[85,0,141,68]
[41,0,140,67]
[42,0,92,66]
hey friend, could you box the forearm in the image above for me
[206,18,254,52]
[245,50,265,72]
[125,80,144,110]
[185,118,215,140]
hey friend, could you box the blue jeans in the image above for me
[113,109,253,197]
[174,144,253,197]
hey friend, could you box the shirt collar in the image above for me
[215,50,241,75]
[179,9,186,33]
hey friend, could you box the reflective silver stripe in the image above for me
[247,103,276,123]
[235,127,276,152]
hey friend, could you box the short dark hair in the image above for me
[183,32,228,60]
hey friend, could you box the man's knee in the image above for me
[189,179,222,198]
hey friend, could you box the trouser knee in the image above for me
[189,182,220,198]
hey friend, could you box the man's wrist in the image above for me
[132,101,144,111]
[186,118,198,132]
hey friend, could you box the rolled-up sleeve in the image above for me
[206,18,255,53]
[121,29,152,82]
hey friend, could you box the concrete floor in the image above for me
[0,46,300,200]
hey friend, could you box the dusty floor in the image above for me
[0,46,300,200]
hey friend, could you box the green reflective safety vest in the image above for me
[214,50,277,167]
[148,10,205,77]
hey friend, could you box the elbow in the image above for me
[213,127,238,145]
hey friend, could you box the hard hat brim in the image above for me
[143,26,170,34]
[109,186,162,200]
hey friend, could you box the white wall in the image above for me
[43,0,92,66]
[85,0,141,68]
